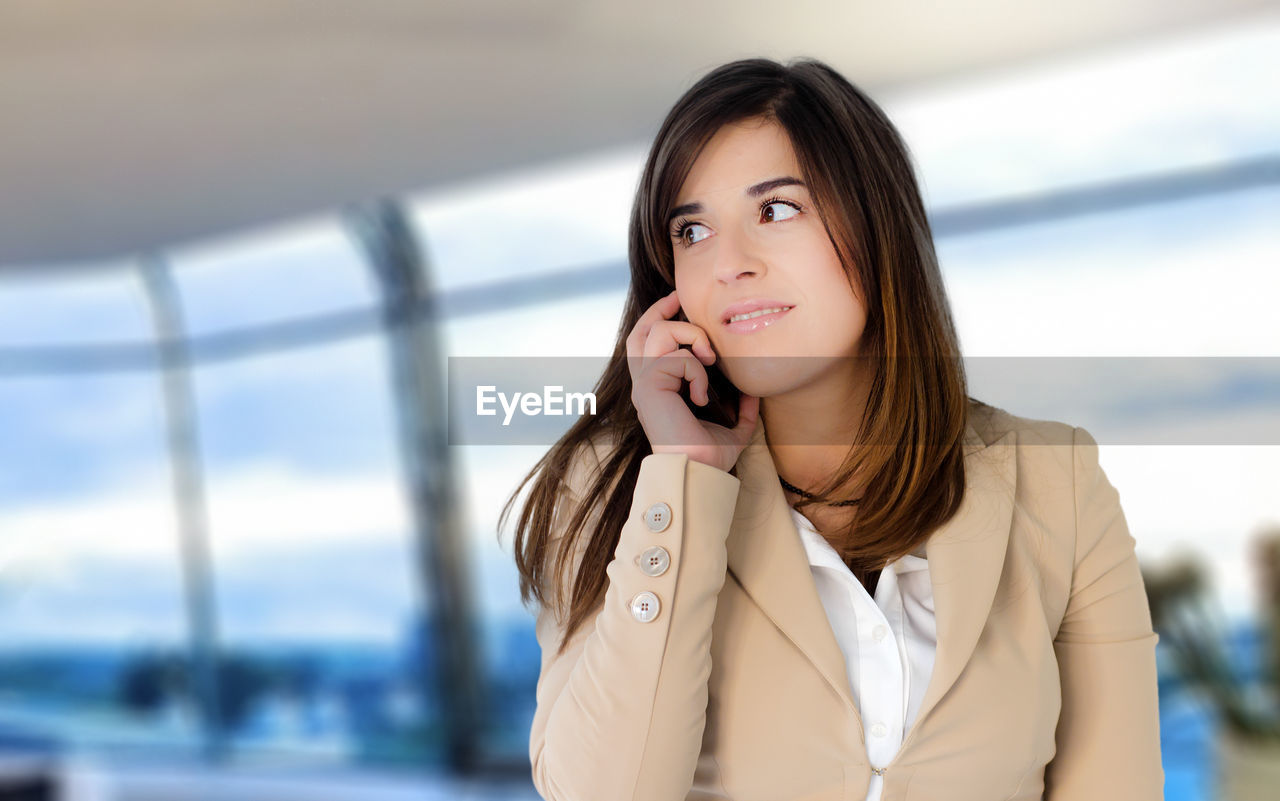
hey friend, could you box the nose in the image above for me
[712,224,766,284]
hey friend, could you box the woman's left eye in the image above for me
[761,199,801,223]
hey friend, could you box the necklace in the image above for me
[777,475,861,507]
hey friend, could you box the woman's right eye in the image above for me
[672,221,712,248]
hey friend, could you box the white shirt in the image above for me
[789,506,938,801]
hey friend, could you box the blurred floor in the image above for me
[51,760,543,801]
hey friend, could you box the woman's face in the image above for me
[669,117,867,397]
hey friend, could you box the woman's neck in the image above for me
[761,366,870,500]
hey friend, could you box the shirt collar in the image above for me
[789,506,930,575]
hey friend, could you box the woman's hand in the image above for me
[627,289,760,473]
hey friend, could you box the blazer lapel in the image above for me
[724,415,1017,741]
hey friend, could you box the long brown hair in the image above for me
[500,57,976,657]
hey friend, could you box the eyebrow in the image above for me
[667,176,806,223]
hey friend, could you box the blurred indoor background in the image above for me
[1,2,1278,799]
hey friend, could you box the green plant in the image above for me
[1141,524,1280,744]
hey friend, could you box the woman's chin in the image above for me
[719,355,817,398]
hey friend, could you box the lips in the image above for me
[722,303,795,334]
[720,298,795,326]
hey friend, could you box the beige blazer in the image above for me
[529,404,1163,800]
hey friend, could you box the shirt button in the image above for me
[872,625,888,642]
[629,591,661,622]
[643,502,672,532]
[871,722,888,738]
[637,545,671,577]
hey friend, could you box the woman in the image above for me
[502,57,1162,801]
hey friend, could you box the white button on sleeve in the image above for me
[629,591,661,622]
[643,502,672,532]
[637,545,671,577]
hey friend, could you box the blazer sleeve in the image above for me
[1043,426,1164,800]
[528,444,742,801]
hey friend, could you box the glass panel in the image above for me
[169,215,379,337]
[191,334,430,767]
[886,21,1280,207]
[0,368,196,757]
[0,263,150,346]
[407,150,639,293]
[941,186,1280,358]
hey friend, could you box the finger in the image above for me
[626,292,681,372]
[633,347,693,397]
[627,290,681,355]
[652,348,708,403]
[732,393,761,440]
[643,319,717,364]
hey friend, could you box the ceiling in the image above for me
[1,0,1273,266]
